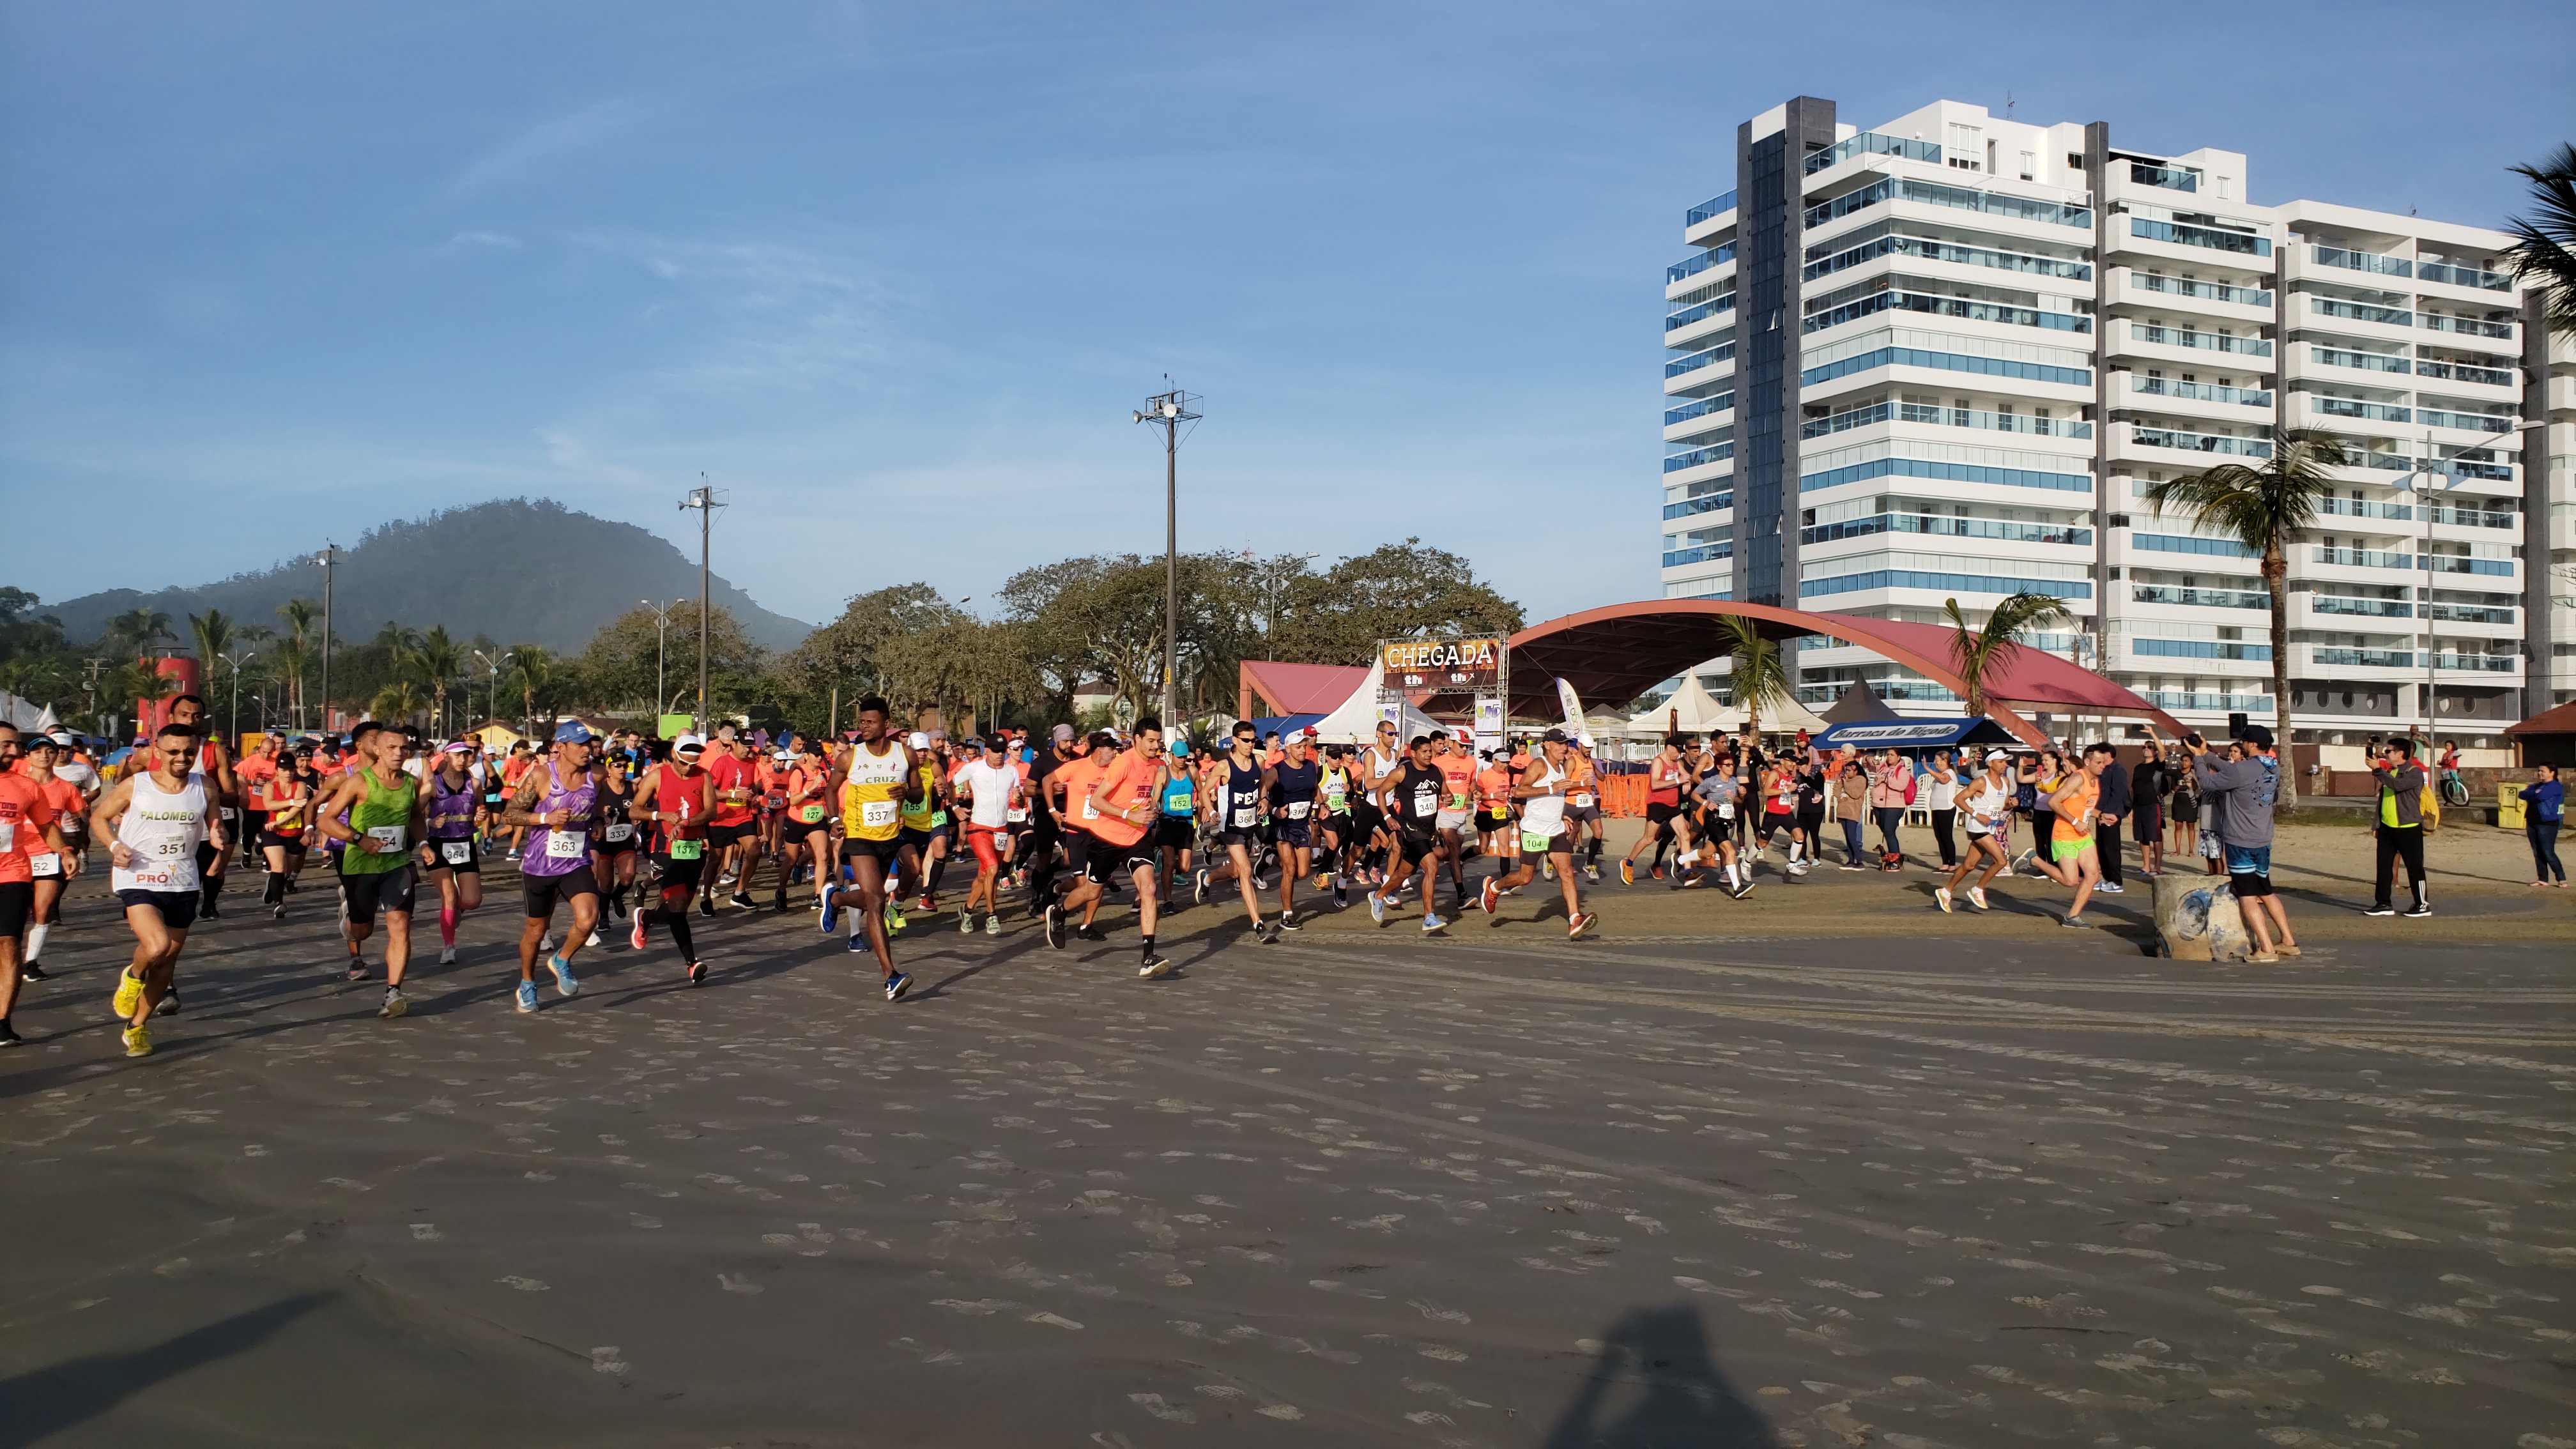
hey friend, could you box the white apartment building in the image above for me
[1662,96,2564,748]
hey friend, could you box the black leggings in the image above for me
[2374,826,2426,906]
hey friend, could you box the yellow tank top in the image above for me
[842,744,907,841]
[899,760,937,825]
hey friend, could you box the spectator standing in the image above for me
[2185,725,2297,961]
[2520,763,2564,887]
[2130,741,2168,877]
[2365,739,2431,917]
[1866,748,1913,870]
[1834,760,1868,870]
[1922,749,1958,868]
[2093,743,2131,894]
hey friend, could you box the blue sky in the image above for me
[5,0,2570,632]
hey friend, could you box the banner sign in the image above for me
[1379,637,1505,691]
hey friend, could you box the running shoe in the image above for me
[1934,886,1954,914]
[1479,877,1499,914]
[2401,902,2432,918]
[959,910,974,935]
[2096,882,2124,894]
[112,969,144,1020]
[1542,862,1554,881]
[1729,878,1754,900]
[1332,882,1347,909]
[516,981,539,1014]
[1138,954,1176,980]
[729,892,755,910]
[1277,910,1302,931]
[1043,902,1065,950]
[885,901,907,934]
[1566,911,1596,939]
[272,903,288,920]
[379,986,408,1019]
[921,893,939,915]
[985,912,1002,936]
[2363,903,2396,917]
[884,970,912,1002]
[548,955,580,998]
[1076,923,1108,943]
[1368,893,1386,924]
[1788,862,1809,877]
[539,933,555,955]
[1421,912,1446,934]
[1619,859,1635,886]
[1584,864,1600,883]
[2060,914,2092,929]
[1193,867,1208,904]
[818,882,840,933]
[344,960,365,981]
[585,930,602,948]
[630,910,650,950]
[157,990,181,1016]
[123,1024,153,1057]
[438,946,457,965]
[687,958,708,986]
[0,1020,20,1047]
[1255,919,1280,944]
[1968,887,1990,912]
[847,932,868,954]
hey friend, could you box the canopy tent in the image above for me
[1809,717,2020,755]
[1309,671,1445,745]
[1,692,57,732]
[1628,677,1827,737]
[1238,661,1371,722]
[1241,713,1326,742]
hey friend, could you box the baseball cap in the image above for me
[443,739,475,754]
[2239,724,2276,749]
[553,720,595,745]
[1986,749,2010,763]
[1301,726,1319,739]
[907,731,931,749]
[1051,724,1075,744]
[1542,728,1570,744]
[672,733,707,757]
[1087,730,1119,751]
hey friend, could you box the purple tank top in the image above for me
[430,772,478,840]
[523,763,597,878]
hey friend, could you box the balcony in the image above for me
[2313,647,2414,668]
[1805,232,2092,284]
[1805,132,1942,175]
[2134,584,2267,609]
[2131,375,2273,408]
[1667,243,1736,283]
[2413,359,2515,388]
[2129,162,2198,192]
[2418,408,2514,434]
[1803,286,2090,337]
[1662,539,1734,569]
[1666,342,1735,379]
[2307,595,2412,618]
[1686,191,1737,226]
[2130,323,2271,356]
[2306,345,2410,375]
[1805,176,2090,233]
[2314,496,2412,522]
[1663,441,1737,473]
[1802,399,2091,440]
[2417,261,2511,292]
[1666,293,1738,332]
[2420,553,2515,577]
[2430,457,2516,482]
[2128,272,2273,309]
[2313,546,2414,569]
[2420,313,2514,341]
[2308,296,2413,328]
[2426,504,2516,529]
[2145,690,2274,712]
[2307,396,2411,424]
[2310,245,2412,279]
[2428,652,2515,672]
[1662,491,1732,520]
[1664,394,1733,425]
[2426,602,2515,624]
[2130,217,2271,256]
[1799,510,2093,547]
[2130,638,2271,661]
[2129,426,2273,457]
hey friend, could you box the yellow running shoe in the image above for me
[123,1024,153,1057]
[112,969,144,1020]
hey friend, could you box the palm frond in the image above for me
[2504,141,2576,335]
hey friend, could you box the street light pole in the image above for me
[221,646,257,744]
[312,545,340,735]
[1132,387,1199,728]
[642,599,677,724]
[679,481,723,734]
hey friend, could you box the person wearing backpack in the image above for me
[2366,739,2431,918]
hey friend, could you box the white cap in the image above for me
[907,731,931,749]
[1986,749,2011,763]
[673,733,707,755]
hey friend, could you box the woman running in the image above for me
[257,753,314,918]
[423,742,484,964]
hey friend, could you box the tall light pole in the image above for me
[2400,434,2451,747]
[472,648,512,739]
[643,599,677,719]
[679,480,724,733]
[220,645,257,744]
[1132,387,1199,728]
[312,545,341,734]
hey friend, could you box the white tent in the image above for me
[1,692,57,732]
[1308,671,1446,746]
[1629,677,1827,737]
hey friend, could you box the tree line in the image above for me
[0,539,1522,742]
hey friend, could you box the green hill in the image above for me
[47,498,811,654]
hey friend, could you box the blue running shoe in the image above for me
[548,955,580,999]
[1421,912,1446,933]
[884,970,912,1002]
[1368,893,1386,924]
[515,981,539,1014]
[847,931,868,954]
[818,882,839,935]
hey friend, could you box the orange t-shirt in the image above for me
[0,775,61,884]
[1435,755,1475,811]
[1475,765,1514,811]
[1084,750,1161,848]
[1052,755,1105,825]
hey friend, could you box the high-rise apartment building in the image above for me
[1661,96,2566,746]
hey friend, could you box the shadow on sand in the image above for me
[1541,1303,1779,1448]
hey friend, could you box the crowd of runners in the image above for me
[1,683,2503,1056]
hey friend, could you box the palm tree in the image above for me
[1716,613,1795,738]
[1942,593,2076,723]
[406,625,465,738]
[190,609,236,691]
[508,647,559,736]
[2503,141,2576,336]
[277,598,320,726]
[105,607,174,661]
[372,678,425,725]
[2142,431,2347,804]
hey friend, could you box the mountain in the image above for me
[45,498,813,654]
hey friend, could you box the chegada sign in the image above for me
[1378,637,1505,691]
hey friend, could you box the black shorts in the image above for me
[1645,801,1680,827]
[654,851,707,890]
[257,829,308,854]
[1216,827,1264,852]
[341,866,418,925]
[523,864,600,918]
[1351,801,1386,839]
[1521,830,1573,858]
[1061,831,1093,876]
[0,880,31,939]
[703,822,753,848]
[1565,803,1602,824]
[1397,831,1440,865]
[591,827,640,856]
[1761,810,1796,836]
[1154,816,1195,851]
[1477,808,1512,833]
[2230,870,2274,898]
[783,815,832,843]
[425,837,480,873]
[839,835,901,865]
[1275,820,1313,850]
[896,827,937,855]
[1084,843,1158,884]
[116,887,200,930]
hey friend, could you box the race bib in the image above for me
[767,793,786,809]
[441,841,473,864]
[798,804,825,824]
[1079,797,1100,820]
[1717,802,1735,820]
[30,851,61,878]
[1006,807,1028,824]
[1230,808,1256,829]
[0,822,12,853]
[1285,801,1311,820]
[1570,792,1594,808]
[366,825,406,854]
[546,829,585,859]
[1520,830,1552,854]
[861,800,898,829]
[667,838,704,861]
[1413,786,1438,816]
[220,807,240,822]
[604,822,634,842]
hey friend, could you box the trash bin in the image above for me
[2498,782,2524,831]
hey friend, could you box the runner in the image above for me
[1152,739,1197,911]
[1053,717,1174,976]
[422,740,484,965]
[818,700,916,1000]
[1268,730,1322,930]
[629,735,716,984]
[1565,738,1608,883]
[1354,719,1404,889]
[893,730,946,924]
[499,742,537,857]
[1676,754,1753,897]
[1365,734,1451,933]
[1020,724,1080,917]
[1621,738,1687,884]
[590,749,644,921]
[93,722,226,1056]
[703,725,760,913]
[1935,749,2015,912]
[503,722,603,1010]
[954,735,1024,935]
[1473,750,1516,875]
[774,737,834,913]
[0,724,75,1045]
[2040,744,2110,928]
[313,722,428,1016]
[16,733,86,984]
[1749,750,1809,878]
[256,750,316,916]
[1476,728,1593,937]
[237,733,282,870]
[1432,733,1478,906]
[755,743,790,907]
[164,694,239,919]
[1315,745,1364,908]
[1195,722,1279,942]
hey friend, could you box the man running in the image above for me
[1565,738,1608,883]
[954,735,1024,935]
[1354,719,1404,889]
[422,741,484,965]
[1268,730,1323,930]
[0,724,75,1046]
[504,721,604,1009]
[1432,733,1478,907]
[2039,743,2111,929]
[93,722,226,1056]
[629,735,716,983]
[314,722,428,1016]
[1198,721,1280,942]
[1935,749,2017,912]
[776,736,834,912]
[892,730,946,925]
[1151,739,1196,910]
[1366,734,1451,933]
[1478,729,1594,937]
[819,699,917,1000]
[164,694,239,919]
[16,733,86,986]
[1053,717,1174,977]
[702,725,760,912]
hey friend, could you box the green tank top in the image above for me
[343,766,419,875]
[899,762,937,826]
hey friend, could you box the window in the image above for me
[1988,139,1999,177]
[2067,151,2084,170]
[2216,176,2232,200]
[1949,125,1983,171]
[2020,151,2037,181]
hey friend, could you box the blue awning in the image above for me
[1243,714,1325,740]
[1808,717,2018,753]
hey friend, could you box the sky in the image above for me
[4,0,2571,632]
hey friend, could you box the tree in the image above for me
[277,598,320,724]
[2142,432,2347,804]
[371,678,425,725]
[104,607,175,661]
[1717,614,1795,737]
[2503,141,2576,337]
[1271,539,1524,664]
[508,647,565,735]
[1941,593,2075,723]
[406,625,466,737]
[577,600,763,712]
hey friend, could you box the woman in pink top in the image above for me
[1866,749,1913,869]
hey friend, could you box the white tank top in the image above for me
[1364,746,1402,802]
[113,769,208,894]
[1519,757,1568,838]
